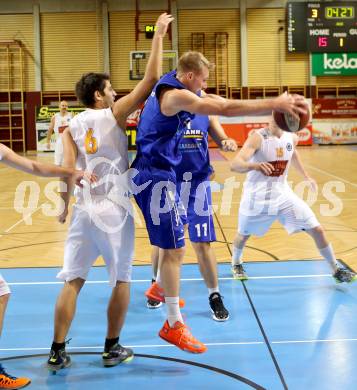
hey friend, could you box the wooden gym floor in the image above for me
[0,145,356,272]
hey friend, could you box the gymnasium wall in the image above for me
[109,11,172,91]
[40,12,103,91]
[247,8,309,86]
[178,9,240,88]
[0,0,356,93]
[0,14,35,91]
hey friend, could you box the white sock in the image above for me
[165,297,183,326]
[319,243,338,273]
[232,246,243,266]
[156,269,161,284]
[208,287,219,295]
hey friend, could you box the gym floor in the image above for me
[1,260,357,390]
[0,146,356,389]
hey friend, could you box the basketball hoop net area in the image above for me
[129,50,178,80]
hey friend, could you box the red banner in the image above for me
[312,98,357,119]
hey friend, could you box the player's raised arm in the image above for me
[112,12,174,126]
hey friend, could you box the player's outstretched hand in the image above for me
[255,162,275,176]
[155,13,174,38]
[273,91,308,120]
[221,138,238,152]
[73,170,97,188]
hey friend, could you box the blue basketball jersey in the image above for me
[133,70,194,170]
[175,113,213,181]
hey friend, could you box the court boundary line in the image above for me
[305,163,357,188]
[2,337,357,352]
[6,274,334,286]
[0,259,336,270]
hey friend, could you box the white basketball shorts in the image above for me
[0,273,10,296]
[57,203,134,286]
[238,191,320,236]
[54,136,63,166]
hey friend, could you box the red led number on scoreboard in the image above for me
[318,37,328,47]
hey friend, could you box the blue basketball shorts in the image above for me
[132,164,185,250]
[177,177,216,243]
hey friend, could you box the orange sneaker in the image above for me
[145,282,185,308]
[159,320,207,354]
[0,365,30,389]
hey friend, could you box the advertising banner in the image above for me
[36,106,85,152]
[312,53,357,76]
[126,107,142,150]
[312,98,357,144]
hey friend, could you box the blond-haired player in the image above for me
[132,50,308,354]
[46,13,173,371]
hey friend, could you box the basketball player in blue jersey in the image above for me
[45,13,173,371]
[146,112,237,322]
[131,51,308,353]
[0,143,93,389]
[230,116,357,284]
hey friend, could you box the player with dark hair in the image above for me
[46,13,173,371]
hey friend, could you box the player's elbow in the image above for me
[218,101,240,117]
[144,73,160,86]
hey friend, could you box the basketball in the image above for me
[273,104,310,132]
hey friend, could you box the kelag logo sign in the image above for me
[312,53,357,76]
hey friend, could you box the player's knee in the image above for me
[65,278,86,293]
[193,241,210,254]
[0,293,10,305]
[236,234,250,245]
[162,247,185,262]
[312,225,324,237]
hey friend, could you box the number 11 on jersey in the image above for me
[195,223,208,238]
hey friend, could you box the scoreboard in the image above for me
[287,2,357,53]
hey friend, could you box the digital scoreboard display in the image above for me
[287,2,357,53]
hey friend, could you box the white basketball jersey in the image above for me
[240,128,295,212]
[69,108,129,205]
[54,112,73,135]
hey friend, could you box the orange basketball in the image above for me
[273,105,310,133]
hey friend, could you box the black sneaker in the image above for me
[47,348,71,372]
[102,343,134,367]
[232,264,248,280]
[147,298,163,309]
[333,267,357,283]
[209,292,229,322]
